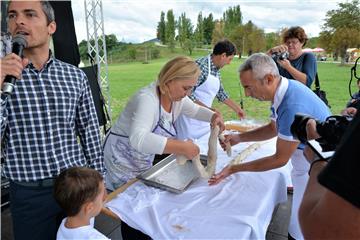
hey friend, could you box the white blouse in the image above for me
[110,81,214,154]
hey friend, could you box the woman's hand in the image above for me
[268,44,288,55]
[210,112,225,133]
[277,58,291,69]
[182,140,200,160]
[208,165,232,185]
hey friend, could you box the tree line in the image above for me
[78,1,359,63]
[156,1,360,60]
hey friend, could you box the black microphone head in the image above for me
[12,34,28,48]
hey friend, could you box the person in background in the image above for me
[208,53,330,240]
[54,167,109,240]
[0,1,104,239]
[0,31,12,58]
[267,26,317,88]
[346,79,360,108]
[299,110,360,239]
[175,39,245,140]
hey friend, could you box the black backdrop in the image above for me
[50,1,80,67]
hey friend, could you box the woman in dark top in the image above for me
[267,26,317,88]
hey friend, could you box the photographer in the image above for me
[267,26,317,87]
[298,110,360,239]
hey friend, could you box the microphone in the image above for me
[2,34,28,96]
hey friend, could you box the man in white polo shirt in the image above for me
[209,53,331,240]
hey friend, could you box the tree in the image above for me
[105,34,118,50]
[194,12,204,47]
[166,10,176,51]
[306,37,319,49]
[203,13,215,45]
[320,0,360,62]
[184,38,195,55]
[211,20,224,45]
[177,12,193,48]
[157,11,166,44]
[229,25,244,57]
[239,21,266,56]
[265,32,281,51]
[78,40,88,61]
[223,5,242,37]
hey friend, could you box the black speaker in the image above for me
[81,65,108,127]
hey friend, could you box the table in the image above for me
[105,134,291,239]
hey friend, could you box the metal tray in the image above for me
[137,154,207,194]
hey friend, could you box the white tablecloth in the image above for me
[106,135,291,240]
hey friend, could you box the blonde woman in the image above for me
[103,56,224,191]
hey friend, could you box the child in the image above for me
[54,167,109,240]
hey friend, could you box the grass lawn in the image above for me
[107,54,356,123]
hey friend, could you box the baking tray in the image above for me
[137,154,207,194]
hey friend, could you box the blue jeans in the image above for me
[9,181,65,240]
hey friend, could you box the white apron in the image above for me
[175,56,220,140]
[288,149,310,240]
[104,91,177,190]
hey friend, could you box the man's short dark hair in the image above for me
[213,39,237,56]
[54,167,103,216]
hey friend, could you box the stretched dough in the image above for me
[229,142,264,165]
[176,125,220,179]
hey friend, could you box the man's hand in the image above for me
[219,134,240,151]
[1,53,28,87]
[306,119,321,140]
[208,165,232,185]
[341,107,357,117]
[303,145,319,164]
[234,106,246,119]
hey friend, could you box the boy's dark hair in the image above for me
[54,167,103,216]
[213,39,237,56]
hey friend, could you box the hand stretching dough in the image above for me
[219,133,231,157]
[176,125,220,179]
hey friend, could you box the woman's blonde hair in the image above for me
[158,56,200,94]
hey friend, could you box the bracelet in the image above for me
[308,159,328,175]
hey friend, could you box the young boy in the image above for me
[54,167,109,240]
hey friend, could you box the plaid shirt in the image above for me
[189,54,229,102]
[1,55,104,181]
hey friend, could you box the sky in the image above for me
[71,0,344,44]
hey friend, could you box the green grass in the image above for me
[107,53,356,123]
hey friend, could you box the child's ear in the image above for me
[83,202,94,215]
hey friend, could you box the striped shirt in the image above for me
[1,55,104,181]
[189,54,229,102]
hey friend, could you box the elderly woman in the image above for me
[103,56,224,191]
[267,26,317,87]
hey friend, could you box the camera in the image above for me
[291,114,352,151]
[271,51,289,62]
